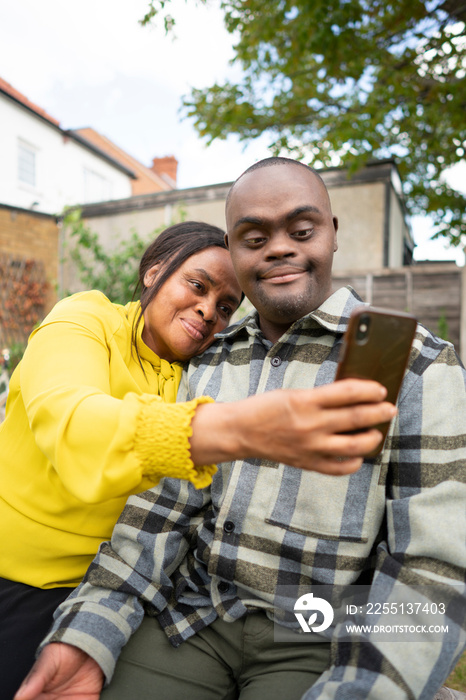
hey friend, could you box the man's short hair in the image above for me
[226,156,327,210]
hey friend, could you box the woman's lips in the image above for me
[180,318,208,341]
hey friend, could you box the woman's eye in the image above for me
[190,280,204,291]
[218,305,232,318]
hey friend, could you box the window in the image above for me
[18,141,37,187]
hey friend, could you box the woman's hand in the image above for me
[14,643,104,700]
[190,379,397,475]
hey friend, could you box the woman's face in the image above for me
[142,246,242,363]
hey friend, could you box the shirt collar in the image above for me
[215,286,367,341]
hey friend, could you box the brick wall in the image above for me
[0,205,59,345]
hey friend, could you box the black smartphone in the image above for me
[335,306,417,456]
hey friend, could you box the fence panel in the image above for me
[332,264,462,355]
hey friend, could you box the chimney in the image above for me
[151,156,178,186]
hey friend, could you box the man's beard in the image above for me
[253,285,314,323]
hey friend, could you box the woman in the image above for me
[0,221,243,695]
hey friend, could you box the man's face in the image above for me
[225,163,338,342]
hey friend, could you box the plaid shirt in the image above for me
[44,287,466,699]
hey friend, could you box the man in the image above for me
[16,158,466,700]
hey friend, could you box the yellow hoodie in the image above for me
[0,291,214,589]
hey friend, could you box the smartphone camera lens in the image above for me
[356,314,371,344]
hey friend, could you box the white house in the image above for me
[0,77,168,215]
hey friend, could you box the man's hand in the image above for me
[190,379,397,474]
[14,643,104,700]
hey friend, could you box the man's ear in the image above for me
[224,233,230,249]
[333,216,339,252]
[143,263,160,288]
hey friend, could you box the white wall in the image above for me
[0,95,132,214]
[329,181,386,272]
[388,189,406,268]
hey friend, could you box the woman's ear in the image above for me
[143,263,160,288]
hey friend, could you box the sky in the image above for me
[1,0,464,264]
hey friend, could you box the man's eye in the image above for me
[244,236,265,246]
[293,228,313,238]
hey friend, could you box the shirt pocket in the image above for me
[263,460,382,543]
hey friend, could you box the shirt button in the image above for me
[223,520,235,533]
[218,581,230,593]
[271,356,282,367]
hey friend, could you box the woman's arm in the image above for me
[15,293,215,502]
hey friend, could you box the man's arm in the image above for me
[15,644,103,700]
[190,379,397,475]
[302,340,466,700]
[32,477,212,687]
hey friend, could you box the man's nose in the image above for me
[264,231,296,259]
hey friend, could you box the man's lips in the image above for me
[260,266,307,284]
[180,318,209,341]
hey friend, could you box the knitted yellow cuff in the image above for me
[134,395,216,489]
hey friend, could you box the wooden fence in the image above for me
[332,262,464,359]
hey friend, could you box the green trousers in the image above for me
[102,612,331,700]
